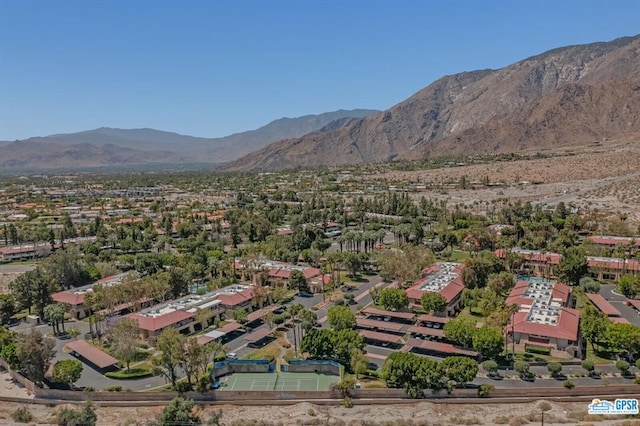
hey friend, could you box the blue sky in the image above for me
[1,0,639,140]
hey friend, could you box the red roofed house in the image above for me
[505,278,582,357]
[127,284,253,343]
[234,259,323,292]
[406,262,465,316]
[51,273,130,319]
[0,244,51,262]
[586,235,640,250]
[496,248,640,281]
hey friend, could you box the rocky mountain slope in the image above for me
[226,35,640,171]
[0,109,378,171]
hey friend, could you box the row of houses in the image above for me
[402,261,583,357]
[0,237,97,262]
[495,248,640,281]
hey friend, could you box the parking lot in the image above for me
[600,284,640,326]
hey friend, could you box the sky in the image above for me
[1,1,639,140]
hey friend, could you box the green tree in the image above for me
[617,275,640,298]
[546,362,562,378]
[443,317,477,348]
[486,271,515,296]
[350,348,369,379]
[342,252,362,278]
[472,326,504,360]
[381,351,441,398]
[439,356,478,387]
[109,317,140,371]
[300,329,364,368]
[289,269,309,292]
[420,293,447,314]
[153,327,184,388]
[604,322,640,356]
[578,277,600,294]
[555,247,588,286]
[377,288,409,311]
[580,304,610,350]
[462,252,504,289]
[327,305,356,331]
[52,359,84,387]
[16,328,55,386]
[0,294,16,325]
[232,307,248,324]
[41,248,87,289]
[581,359,595,376]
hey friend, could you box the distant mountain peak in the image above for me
[224,34,640,171]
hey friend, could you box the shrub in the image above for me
[342,396,353,408]
[616,360,630,375]
[547,362,563,377]
[579,277,600,294]
[105,385,122,392]
[11,406,33,423]
[307,408,316,416]
[56,401,97,426]
[525,344,551,355]
[478,383,494,398]
[636,359,640,370]
[563,380,575,389]
[582,359,595,373]
[634,377,640,385]
[481,360,498,375]
[105,367,152,379]
[538,401,552,412]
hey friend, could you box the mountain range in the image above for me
[3,34,640,172]
[0,109,378,171]
[226,34,640,171]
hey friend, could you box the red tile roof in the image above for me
[417,314,450,324]
[406,325,445,338]
[358,329,403,344]
[495,248,561,265]
[127,310,194,332]
[587,257,640,272]
[52,291,85,306]
[405,263,465,304]
[586,236,640,247]
[406,338,477,357]
[508,307,580,341]
[362,307,415,320]
[586,294,621,317]
[65,340,118,369]
[246,305,281,323]
[216,287,254,307]
[356,318,405,332]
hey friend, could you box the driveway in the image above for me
[600,284,640,326]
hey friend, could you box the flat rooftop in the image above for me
[137,284,250,319]
[416,262,461,293]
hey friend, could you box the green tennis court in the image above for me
[218,372,339,391]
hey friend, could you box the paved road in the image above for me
[600,284,640,326]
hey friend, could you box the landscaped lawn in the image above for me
[585,344,616,365]
[243,342,282,362]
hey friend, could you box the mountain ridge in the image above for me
[225,34,640,171]
[0,109,379,170]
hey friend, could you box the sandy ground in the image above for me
[364,145,640,225]
[0,399,637,425]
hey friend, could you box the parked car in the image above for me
[227,352,238,360]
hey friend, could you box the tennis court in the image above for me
[218,372,339,391]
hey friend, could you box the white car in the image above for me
[227,352,238,360]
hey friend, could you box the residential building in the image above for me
[51,273,131,319]
[505,278,582,357]
[406,262,465,316]
[127,284,253,342]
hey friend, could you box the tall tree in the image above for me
[327,305,356,331]
[16,328,55,386]
[472,326,504,360]
[555,247,588,286]
[581,304,611,350]
[153,327,184,388]
[158,397,202,426]
[377,288,409,311]
[110,317,140,371]
[443,317,477,348]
